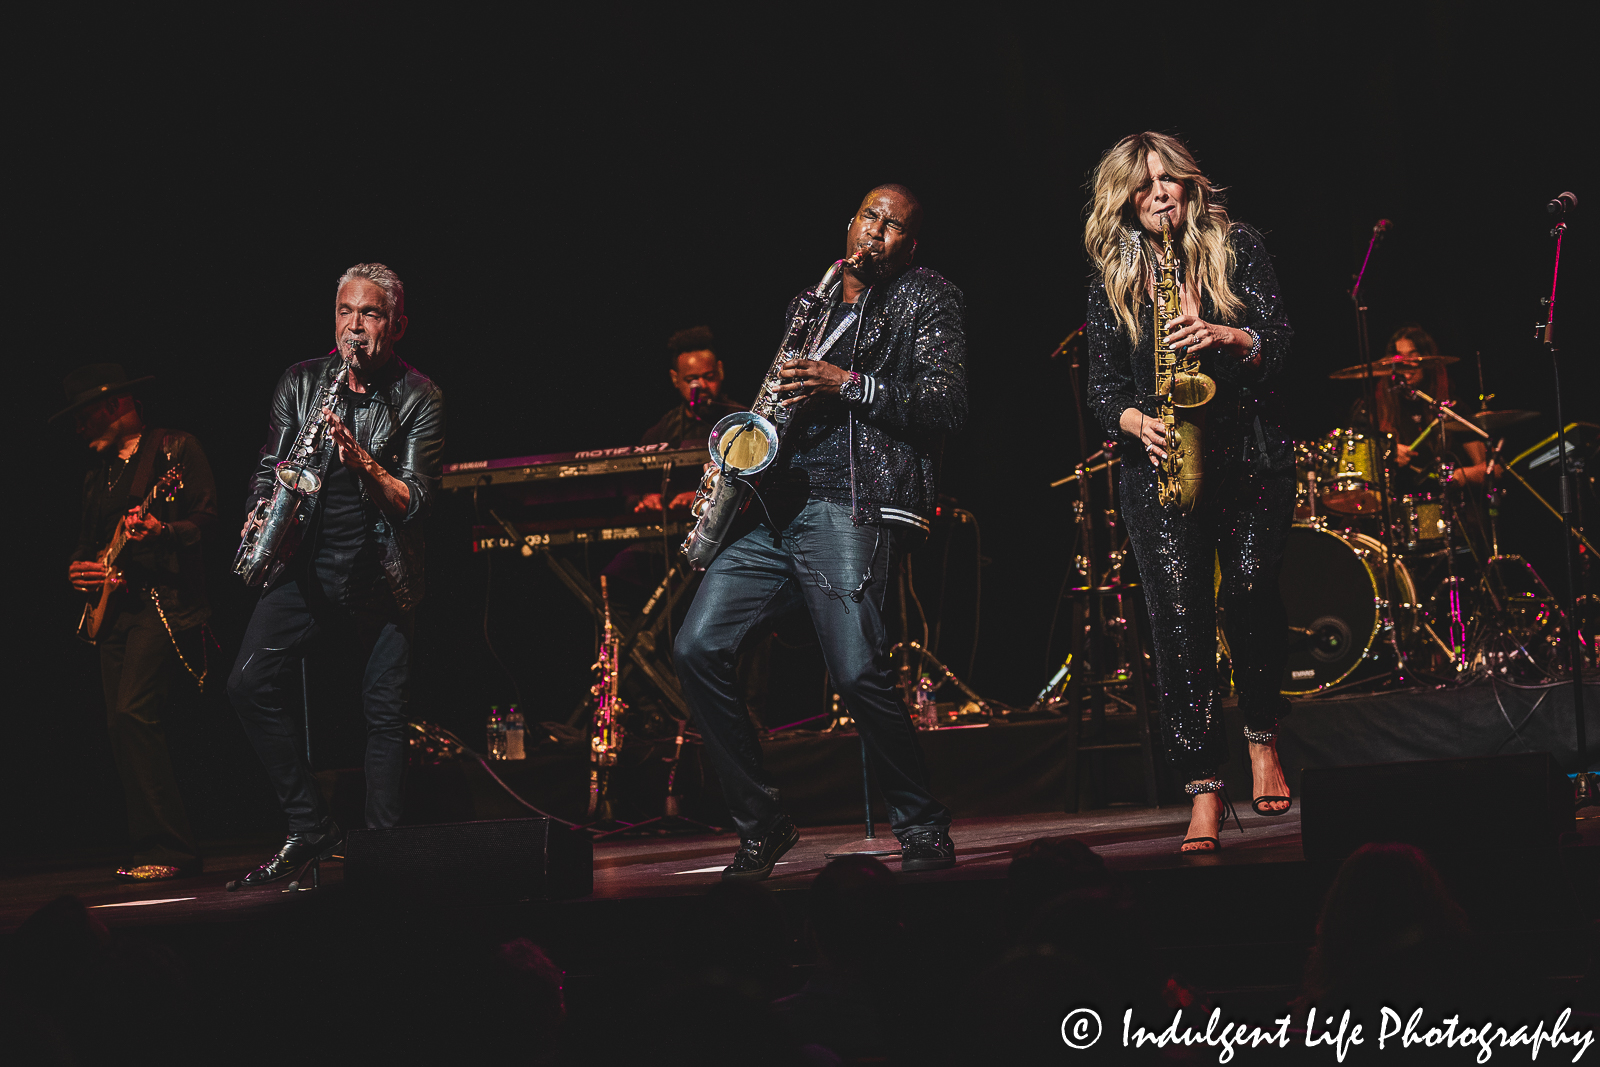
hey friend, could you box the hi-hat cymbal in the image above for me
[1471,409,1540,433]
[1328,354,1461,380]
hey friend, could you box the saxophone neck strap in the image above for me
[811,304,860,364]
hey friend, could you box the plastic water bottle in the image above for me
[487,705,506,759]
[504,705,526,760]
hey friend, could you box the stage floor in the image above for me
[0,803,1309,933]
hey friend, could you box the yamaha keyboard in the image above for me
[471,518,689,553]
[442,443,711,491]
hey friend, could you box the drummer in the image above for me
[1347,325,1498,489]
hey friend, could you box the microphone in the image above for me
[1373,218,1393,241]
[688,383,702,411]
[1547,191,1578,217]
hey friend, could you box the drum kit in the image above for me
[1273,352,1567,694]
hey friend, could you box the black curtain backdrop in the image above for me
[10,7,1590,856]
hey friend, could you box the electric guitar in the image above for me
[77,465,185,643]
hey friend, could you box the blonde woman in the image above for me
[1085,132,1295,851]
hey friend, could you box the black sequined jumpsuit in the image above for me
[1087,223,1295,783]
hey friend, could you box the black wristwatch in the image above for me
[839,371,865,406]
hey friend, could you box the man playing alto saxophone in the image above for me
[226,263,444,888]
[675,184,965,879]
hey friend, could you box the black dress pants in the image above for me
[99,600,201,868]
[227,577,412,832]
[1119,457,1296,782]
[675,498,951,839]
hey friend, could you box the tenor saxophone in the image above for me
[680,247,869,569]
[233,343,356,585]
[1153,216,1216,512]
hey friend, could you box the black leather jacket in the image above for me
[247,353,445,610]
[777,265,968,531]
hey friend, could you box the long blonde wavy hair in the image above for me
[1084,132,1243,345]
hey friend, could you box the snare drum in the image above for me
[1397,494,1446,551]
[1321,429,1390,515]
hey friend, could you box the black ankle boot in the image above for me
[227,818,343,891]
[722,815,799,882]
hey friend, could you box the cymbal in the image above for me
[1470,409,1540,433]
[1328,354,1461,380]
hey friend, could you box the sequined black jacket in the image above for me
[1087,223,1293,474]
[778,265,968,531]
[246,354,445,610]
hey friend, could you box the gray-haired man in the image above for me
[226,263,445,889]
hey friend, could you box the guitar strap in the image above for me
[126,428,171,506]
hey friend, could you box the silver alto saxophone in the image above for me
[233,342,358,585]
[681,248,869,569]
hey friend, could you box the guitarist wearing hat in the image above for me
[55,363,217,883]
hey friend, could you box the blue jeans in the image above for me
[675,498,952,839]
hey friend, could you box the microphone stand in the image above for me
[1349,223,1408,678]
[1539,216,1587,766]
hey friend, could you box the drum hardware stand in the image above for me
[1043,460,1157,809]
[1536,205,1588,765]
[1408,385,1577,682]
[1348,219,1411,680]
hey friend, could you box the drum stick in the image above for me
[1409,419,1439,451]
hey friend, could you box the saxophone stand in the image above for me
[592,722,724,839]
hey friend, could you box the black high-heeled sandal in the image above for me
[1244,728,1292,818]
[1181,781,1243,853]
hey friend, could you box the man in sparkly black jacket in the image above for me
[676,184,966,880]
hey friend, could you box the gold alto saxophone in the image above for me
[233,343,357,585]
[1153,216,1216,512]
[681,247,871,570]
[588,575,626,821]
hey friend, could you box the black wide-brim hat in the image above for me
[49,363,156,423]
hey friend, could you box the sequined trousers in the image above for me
[1119,456,1295,782]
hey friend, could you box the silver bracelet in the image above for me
[1244,327,1261,360]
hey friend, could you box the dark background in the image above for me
[11,7,1590,856]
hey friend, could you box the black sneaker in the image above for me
[722,815,799,881]
[898,827,955,872]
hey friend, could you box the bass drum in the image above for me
[1280,524,1414,695]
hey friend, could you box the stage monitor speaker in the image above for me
[1300,752,1575,864]
[343,817,592,903]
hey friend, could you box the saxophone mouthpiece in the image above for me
[846,246,872,270]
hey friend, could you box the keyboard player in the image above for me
[604,325,768,728]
